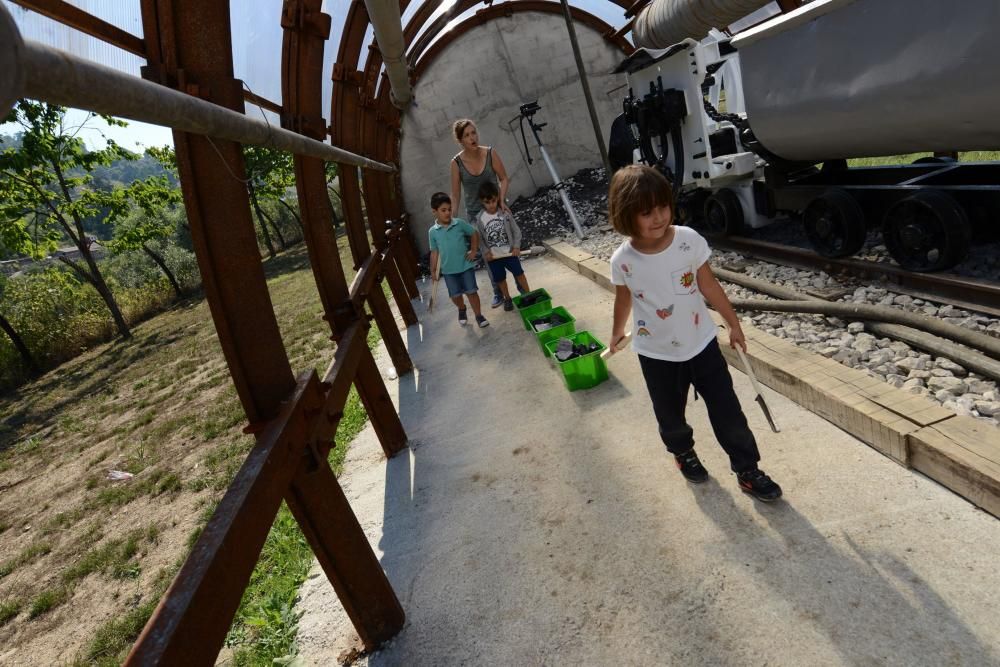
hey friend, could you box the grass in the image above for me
[224,388,372,664]
[848,150,1000,167]
[0,541,53,579]
[0,598,23,626]
[28,586,71,619]
[0,237,393,663]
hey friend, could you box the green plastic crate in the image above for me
[530,306,576,357]
[513,289,552,330]
[544,331,609,391]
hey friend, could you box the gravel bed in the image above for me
[513,167,1000,427]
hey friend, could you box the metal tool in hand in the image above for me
[734,345,780,433]
[600,331,632,360]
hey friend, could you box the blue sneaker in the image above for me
[490,294,503,309]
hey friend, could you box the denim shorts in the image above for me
[443,268,478,297]
[488,256,524,283]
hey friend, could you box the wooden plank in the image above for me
[578,257,613,290]
[910,424,1000,519]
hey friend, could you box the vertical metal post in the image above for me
[559,0,611,176]
[143,0,295,426]
[334,1,409,455]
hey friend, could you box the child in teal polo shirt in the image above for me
[428,192,489,328]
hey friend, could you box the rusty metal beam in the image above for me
[776,0,802,12]
[242,88,283,115]
[283,0,413,384]
[126,370,328,663]
[406,0,633,69]
[142,0,296,427]
[10,0,147,57]
[331,2,376,269]
[358,10,420,326]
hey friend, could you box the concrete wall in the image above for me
[399,11,628,254]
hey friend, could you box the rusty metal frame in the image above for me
[10,0,148,57]
[411,1,634,81]
[118,0,410,662]
[405,0,632,75]
[12,0,286,117]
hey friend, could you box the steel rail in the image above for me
[0,4,393,172]
[709,235,1000,317]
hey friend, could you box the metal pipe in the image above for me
[363,0,412,110]
[0,4,393,172]
[632,0,773,48]
[559,0,611,176]
[538,143,585,240]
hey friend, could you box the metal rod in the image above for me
[536,143,585,239]
[559,0,611,176]
[0,5,393,172]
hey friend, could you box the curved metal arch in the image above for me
[406,0,632,75]
[411,1,634,82]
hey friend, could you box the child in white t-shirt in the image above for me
[474,181,530,311]
[606,165,782,502]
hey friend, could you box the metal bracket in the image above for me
[332,63,363,85]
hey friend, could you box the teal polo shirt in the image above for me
[428,218,477,275]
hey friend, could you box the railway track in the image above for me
[708,235,1000,318]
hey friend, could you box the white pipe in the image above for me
[632,0,774,49]
[0,4,394,172]
[363,0,412,110]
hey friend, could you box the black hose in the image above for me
[713,267,1000,384]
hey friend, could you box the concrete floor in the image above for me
[295,255,1000,666]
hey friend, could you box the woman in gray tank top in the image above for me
[450,119,512,307]
[450,119,511,222]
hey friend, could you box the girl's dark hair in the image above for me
[430,192,451,209]
[477,180,499,200]
[453,119,475,143]
[607,165,674,237]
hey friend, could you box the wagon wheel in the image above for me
[882,190,972,272]
[802,188,867,258]
[702,188,744,236]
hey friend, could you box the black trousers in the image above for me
[638,338,760,473]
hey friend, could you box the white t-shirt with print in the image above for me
[609,226,716,362]
[479,210,511,256]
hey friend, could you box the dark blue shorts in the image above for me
[488,256,524,282]
[443,268,478,297]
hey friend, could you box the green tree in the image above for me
[243,146,304,258]
[108,174,185,298]
[0,101,134,337]
[0,273,39,374]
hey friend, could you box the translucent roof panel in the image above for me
[230,0,285,125]
[3,0,144,75]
